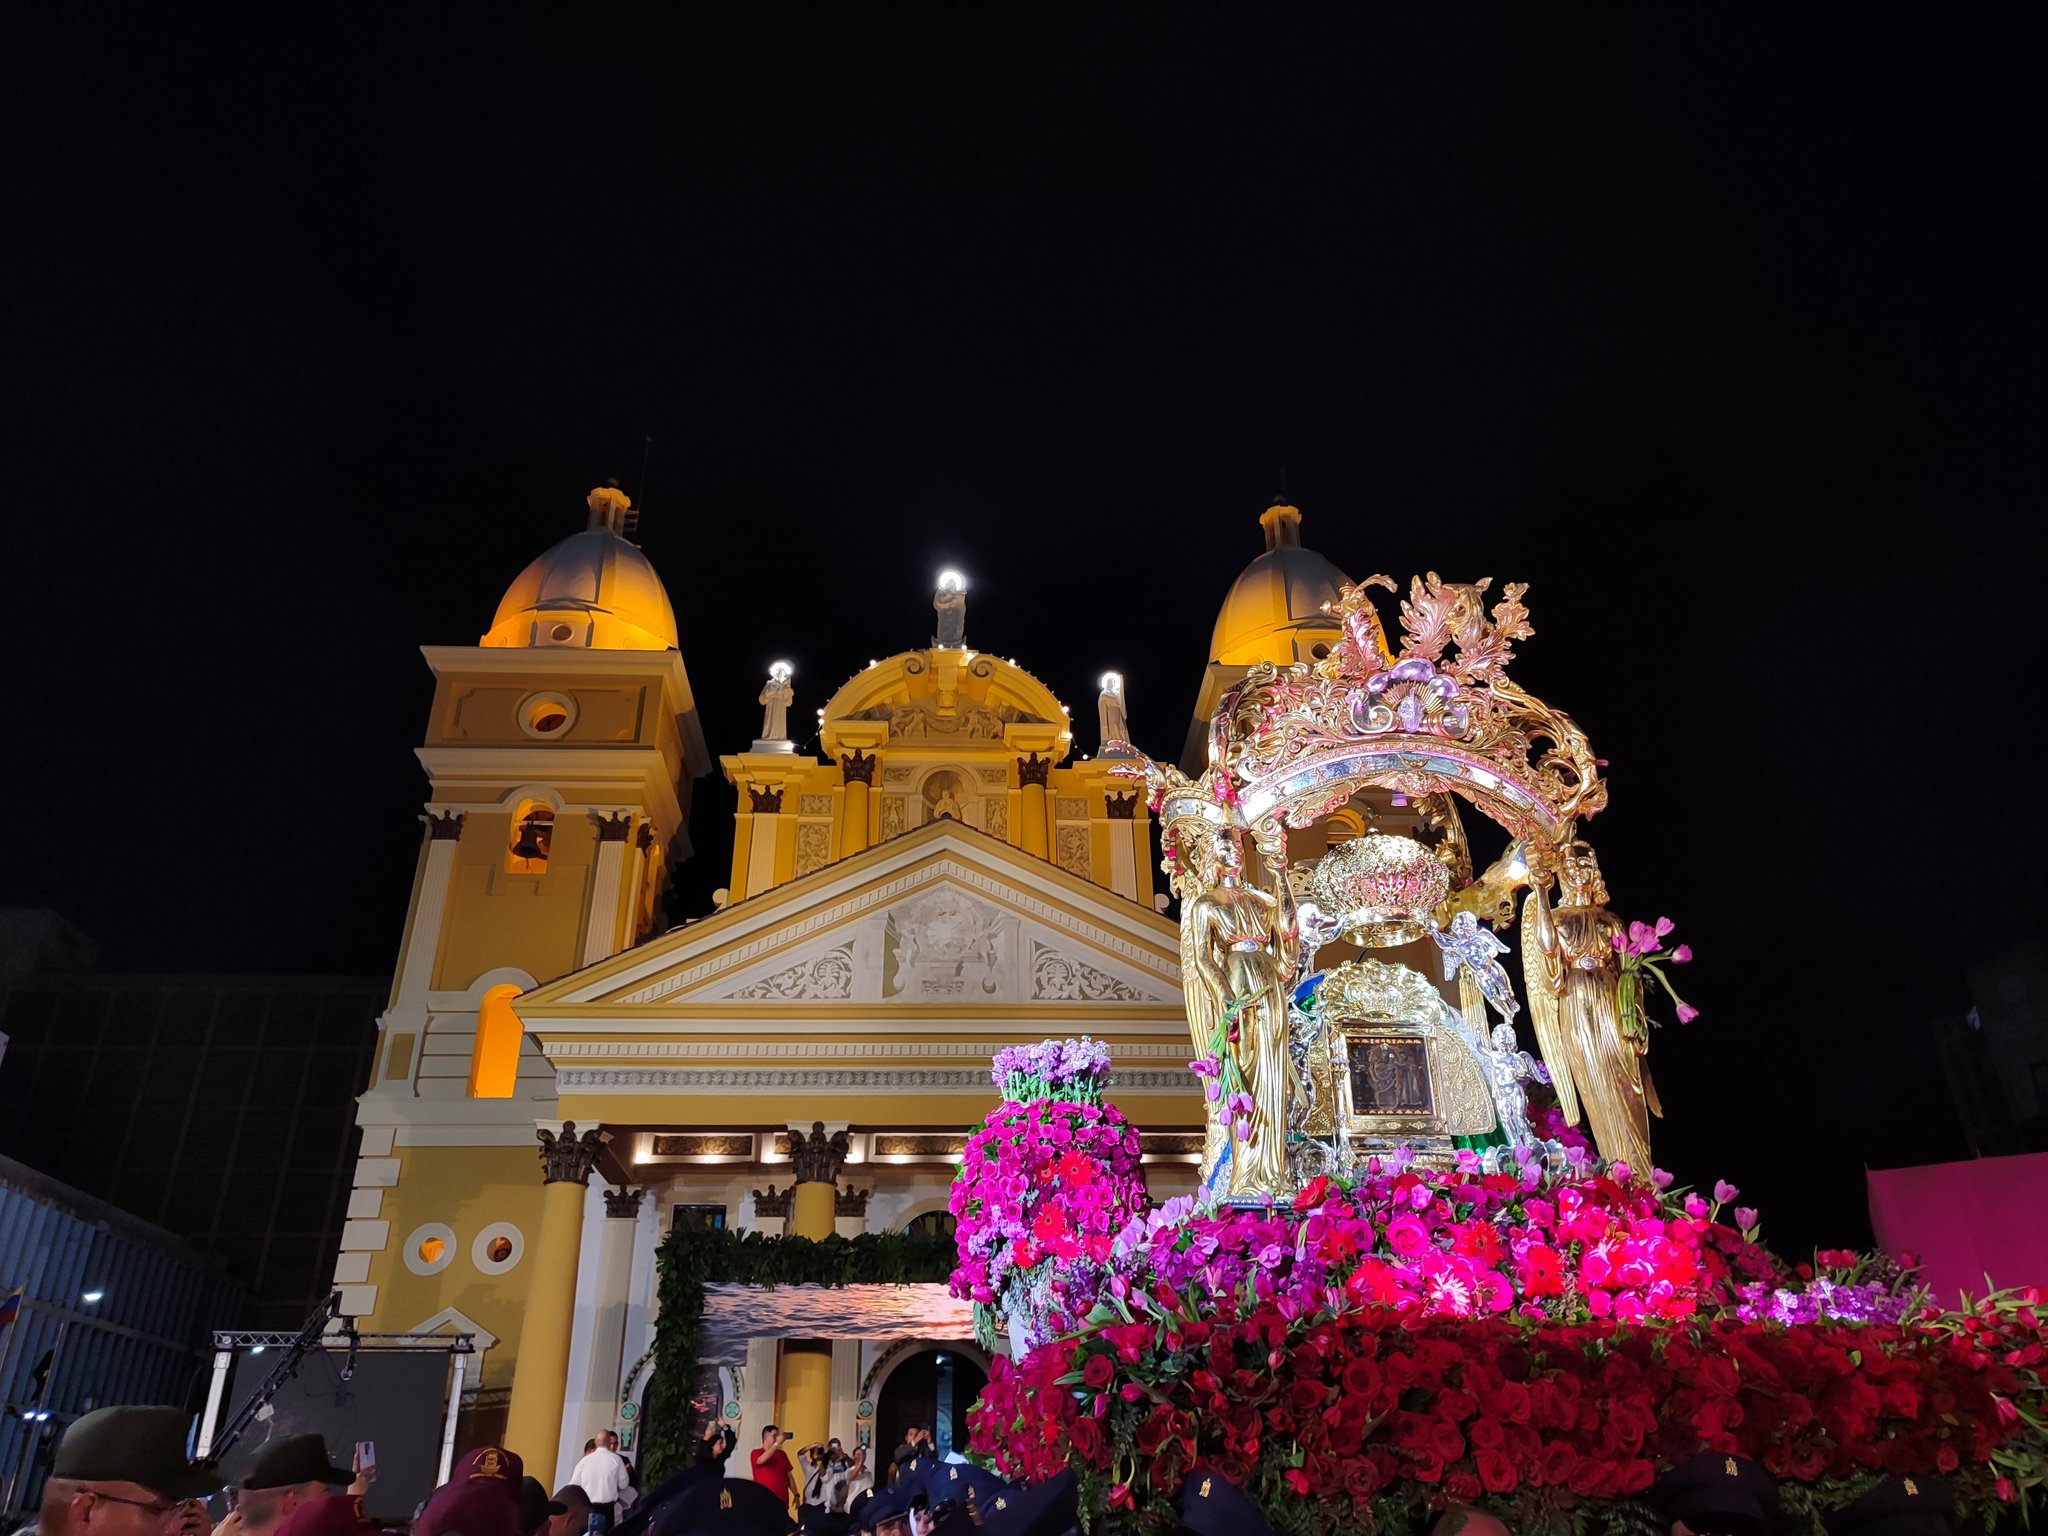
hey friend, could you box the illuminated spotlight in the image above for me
[251,1345,267,1355]
[81,1290,104,1304]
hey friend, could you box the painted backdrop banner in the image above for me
[1868,1152,2048,1306]
[698,1283,976,1364]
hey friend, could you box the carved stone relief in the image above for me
[795,822,831,875]
[985,799,1009,840]
[728,941,856,1001]
[1056,826,1091,878]
[1055,797,1088,821]
[879,796,908,837]
[799,795,834,817]
[885,887,1006,999]
[1030,941,1147,1001]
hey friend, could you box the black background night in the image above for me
[5,9,2044,1259]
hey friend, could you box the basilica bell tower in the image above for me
[333,485,707,1463]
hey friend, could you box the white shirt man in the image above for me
[568,1442,630,1532]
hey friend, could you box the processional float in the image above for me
[1115,573,1658,1202]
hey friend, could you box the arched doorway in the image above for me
[873,1345,987,1463]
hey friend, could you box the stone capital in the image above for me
[1017,752,1052,789]
[535,1121,609,1185]
[752,1183,792,1221]
[1106,790,1140,820]
[841,749,878,787]
[596,811,634,842]
[835,1184,871,1218]
[426,810,467,841]
[603,1186,645,1219]
[748,784,785,814]
[635,822,656,851]
[783,1121,852,1186]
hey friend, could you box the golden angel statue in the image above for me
[1521,842,1653,1178]
[1182,832,1296,1200]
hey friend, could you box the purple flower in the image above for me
[1713,1179,1739,1204]
[1672,944,1693,964]
[1735,1207,1758,1232]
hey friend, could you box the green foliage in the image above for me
[640,1226,956,1484]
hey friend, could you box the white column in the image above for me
[581,1189,643,1425]
[581,814,634,967]
[829,1340,862,1449]
[393,814,465,1009]
[557,1179,611,1489]
[1107,816,1137,899]
[740,1337,779,1440]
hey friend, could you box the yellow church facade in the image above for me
[333,488,1354,1486]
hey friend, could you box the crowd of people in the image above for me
[15,1401,1973,1536]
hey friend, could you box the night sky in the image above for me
[6,12,2042,1252]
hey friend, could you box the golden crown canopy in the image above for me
[1125,573,1606,892]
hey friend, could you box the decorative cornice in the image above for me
[784,1122,852,1185]
[836,1184,871,1217]
[603,1186,646,1219]
[597,812,634,842]
[548,1040,1192,1062]
[1106,790,1140,821]
[650,1132,757,1157]
[870,1133,967,1158]
[556,1067,1197,1092]
[427,811,467,841]
[752,1184,792,1220]
[841,750,878,787]
[1017,753,1052,789]
[536,1122,608,1185]
[747,785,785,814]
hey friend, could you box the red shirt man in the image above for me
[748,1427,794,1504]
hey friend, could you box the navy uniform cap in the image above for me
[1650,1454,1780,1533]
[975,1471,1078,1536]
[858,1488,911,1532]
[1825,1476,1956,1536]
[923,1464,1013,1535]
[1178,1465,1274,1536]
[664,1478,794,1536]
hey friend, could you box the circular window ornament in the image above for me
[472,1221,526,1276]
[518,692,577,739]
[403,1223,457,1277]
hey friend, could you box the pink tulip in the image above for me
[1676,1003,1699,1023]
[1610,932,1627,953]
[1713,1179,1739,1204]
[1654,917,1674,936]
[1672,944,1693,964]
[1735,1207,1758,1231]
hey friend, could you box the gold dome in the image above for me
[481,488,679,651]
[1207,503,1352,667]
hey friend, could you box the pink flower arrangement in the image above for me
[1613,914,1699,1036]
[1102,1163,1794,1329]
[949,1041,1149,1348]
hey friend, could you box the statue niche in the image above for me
[921,768,972,826]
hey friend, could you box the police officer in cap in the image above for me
[1649,1453,1780,1536]
[1175,1465,1273,1536]
[854,1487,913,1536]
[1825,1476,1956,1536]
[917,1463,1010,1536]
[232,1437,357,1536]
[970,1471,1078,1536]
[37,1406,222,1536]
[658,1478,794,1536]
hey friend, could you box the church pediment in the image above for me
[515,820,1182,1025]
